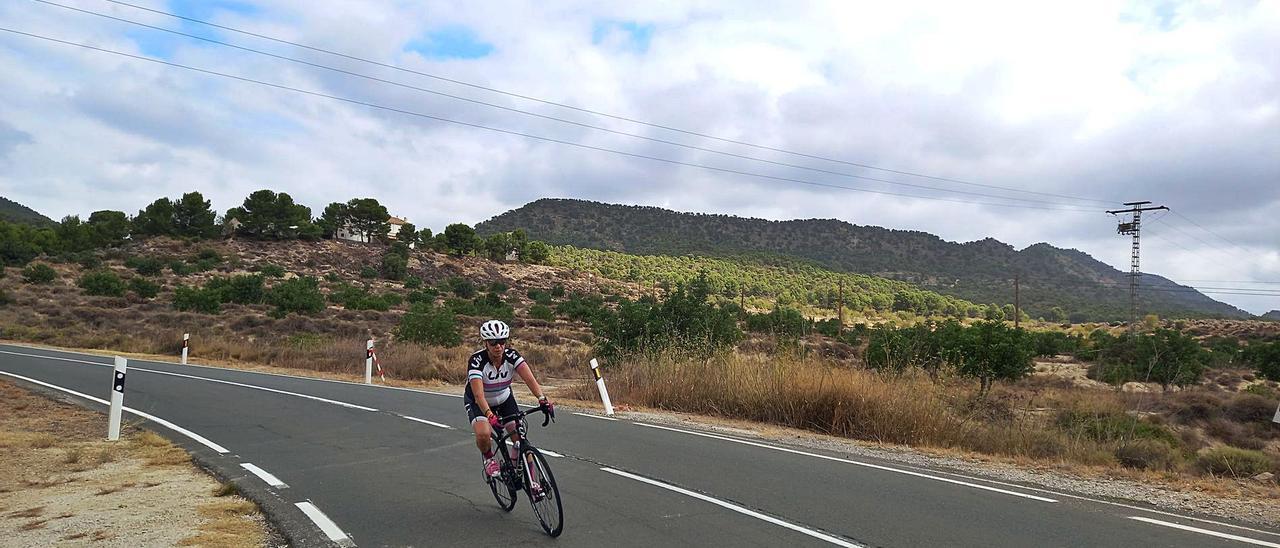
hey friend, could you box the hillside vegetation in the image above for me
[478,198,1250,321]
[0,197,54,227]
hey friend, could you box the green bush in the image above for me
[194,248,222,263]
[549,283,565,298]
[407,288,438,304]
[359,266,378,278]
[255,263,286,278]
[528,303,555,321]
[173,285,221,314]
[1056,411,1180,446]
[205,274,265,304]
[324,272,341,282]
[1196,446,1275,478]
[527,288,552,306]
[1243,384,1278,399]
[21,263,56,284]
[448,276,476,298]
[404,276,423,289]
[266,276,325,316]
[168,259,194,276]
[129,256,165,276]
[75,253,103,270]
[1113,439,1180,470]
[128,277,160,299]
[78,270,126,297]
[395,303,461,347]
[488,281,508,294]
[381,253,407,281]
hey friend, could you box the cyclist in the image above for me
[465,319,555,496]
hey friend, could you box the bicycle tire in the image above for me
[521,446,563,537]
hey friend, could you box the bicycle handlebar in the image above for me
[498,403,556,428]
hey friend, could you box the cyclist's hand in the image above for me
[486,409,501,429]
[539,396,555,418]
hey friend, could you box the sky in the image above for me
[0,0,1277,313]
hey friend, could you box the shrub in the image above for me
[255,263,286,278]
[78,270,126,297]
[266,276,325,316]
[1223,394,1278,423]
[527,288,552,306]
[395,303,461,347]
[448,277,476,298]
[75,253,103,269]
[549,283,565,298]
[173,285,221,314]
[128,277,160,299]
[130,257,165,276]
[1056,410,1180,446]
[206,274,265,304]
[21,263,56,284]
[359,266,378,279]
[488,281,508,294]
[168,259,194,276]
[1196,446,1275,478]
[1243,384,1278,399]
[194,248,222,263]
[407,288,438,304]
[404,276,423,289]
[528,303,555,321]
[325,272,341,282]
[380,253,407,281]
[1113,439,1180,470]
[0,289,10,306]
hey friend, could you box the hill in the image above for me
[0,197,54,227]
[477,199,1250,321]
[1262,310,1280,322]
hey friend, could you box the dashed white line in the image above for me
[573,412,618,421]
[240,463,288,488]
[134,367,378,411]
[397,414,452,429]
[602,467,861,547]
[1129,517,1280,547]
[635,422,1057,503]
[539,449,564,458]
[0,370,230,454]
[295,501,355,547]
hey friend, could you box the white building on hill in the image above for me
[336,215,409,243]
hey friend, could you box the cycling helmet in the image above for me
[479,319,510,340]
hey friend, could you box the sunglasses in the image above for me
[485,338,508,346]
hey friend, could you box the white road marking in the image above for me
[0,370,230,454]
[133,366,378,412]
[1129,517,1280,547]
[295,501,355,547]
[602,467,861,547]
[635,422,1057,503]
[0,349,108,367]
[397,414,452,429]
[573,412,617,421]
[241,463,288,488]
[539,449,564,458]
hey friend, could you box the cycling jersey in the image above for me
[465,347,526,406]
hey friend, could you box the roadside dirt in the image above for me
[0,379,275,547]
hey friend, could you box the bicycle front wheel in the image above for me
[522,446,563,537]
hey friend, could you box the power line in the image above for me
[34,0,1100,210]
[1170,209,1257,258]
[95,0,1117,207]
[0,27,1107,213]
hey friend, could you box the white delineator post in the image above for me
[590,358,614,416]
[108,356,127,441]
[1273,402,1279,424]
[365,339,374,385]
[181,333,190,365]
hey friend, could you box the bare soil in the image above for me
[0,379,275,547]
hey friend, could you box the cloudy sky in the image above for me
[1,0,1277,313]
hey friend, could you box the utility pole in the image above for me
[1106,201,1168,335]
[1014,274,1020,329]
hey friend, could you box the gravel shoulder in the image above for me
[0,378,279,547]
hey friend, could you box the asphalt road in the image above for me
[3,343,1278,547]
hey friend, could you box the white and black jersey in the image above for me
[465,348,526,406]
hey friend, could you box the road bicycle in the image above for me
[487,404,563,537]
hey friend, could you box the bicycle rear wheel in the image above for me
[522,447,563,537]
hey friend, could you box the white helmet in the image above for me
[479,319,510,340]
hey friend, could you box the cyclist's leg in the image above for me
[492,396,521,459]
[464,393,494,456]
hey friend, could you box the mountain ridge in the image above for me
[0,197,54,227]
[477,198,1250,321]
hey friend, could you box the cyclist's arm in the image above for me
[515,362,546,400]
[468,377,492,415]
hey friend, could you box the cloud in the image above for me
[0,0,1276,313]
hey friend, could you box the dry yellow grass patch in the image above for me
[0,379,272,546]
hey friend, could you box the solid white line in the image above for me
[539,449,564,458]
[295,501,355,547]
[133,366,379,412]
[635,422,1057,503]
[0,349,109,367]
[240,463,288,488]
[1129,517,1280,547]
[573,411,618,421]
[398,414,452,429]
[0,370,230,454]
[602,467,861,547]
